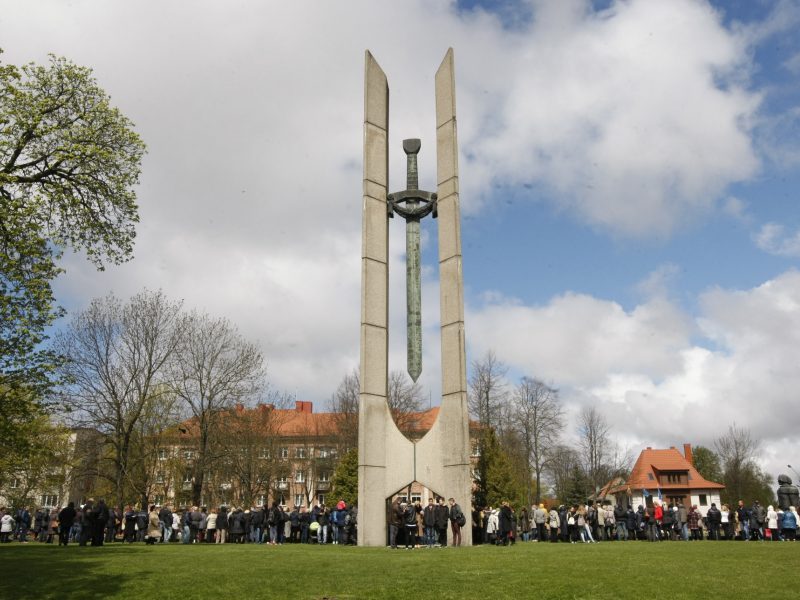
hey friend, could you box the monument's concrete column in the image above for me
[415,48,472,545]
[358,51,415,547]
[358,49,470,547]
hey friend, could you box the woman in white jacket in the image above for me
[767,506,779,541]
[1,509,15,543]
[486,508,499,545]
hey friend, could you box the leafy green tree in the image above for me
[474,428,526,509]
[331,447,358,508]
[692,445,723,483]
[0,49,145,406]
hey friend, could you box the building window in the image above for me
[183,472,192,483]
[295,448,307,459]
[153,495,165,505]
[41,494,58,507]
[411,494,421,504]
[10,478,19,489]
[294,494,304,507]
[699,494,708,506]
[257,495,266,507]
[156,472,165,484]
[183,450,195,460]
[647,473,654,481]
[158,448,168,460]
[280,447,289,459]
[471,442,481,457]
[318,447,330,458]
[318,471,330,483]
[277,494,286,507]
[295,470,306,483]
[258,448,270,459]
[277,476,288,490]
[317,493,326,506]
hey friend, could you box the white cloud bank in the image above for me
[468,269,800,478]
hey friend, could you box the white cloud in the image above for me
[467,269,800,479]
[467,0,761,237]
[754,222,800,257]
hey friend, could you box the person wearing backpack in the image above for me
[448,497,465,547]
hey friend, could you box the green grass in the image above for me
[0,540,796,599]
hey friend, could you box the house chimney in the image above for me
[295,400,313,414]
[683,443,693,466]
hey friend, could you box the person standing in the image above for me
[91,499,109,546]
[449,497,464,547]
[767,505,779,541]
[159,505,172,543]
[123,506,136,543]
[706,503,721,540]
[435,497,449,547]
[105,506,118,543]
[388,497,403,549]
[736,500,750,540]
[403,502,416,549]
[57,502,77,546]
[145,505,161,545]
[423,498,437,548]
[217,506,229,544]
[548,506,560,543]
[534,504,547,542]
[16,506,31,543]
[206,508,217,543]
[79,499,93,546]
[1,508,15,543]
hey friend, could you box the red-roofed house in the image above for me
[606,443,724,516]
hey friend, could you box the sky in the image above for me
[1,0,799,484]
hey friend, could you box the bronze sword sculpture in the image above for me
[387,139,437,382]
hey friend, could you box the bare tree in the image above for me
[55,290,184,509]
[329,369,359,453]
[578,406,611,497]
[715,423,773,504]
[545,444,581,503]
[328,368,425,450]
[468,350,508,430]
[512,377,563,505]
[170,311,265,505]
[219,401,291,508]
[387,370,425,431]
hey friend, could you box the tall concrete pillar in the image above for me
[358,49,471,547]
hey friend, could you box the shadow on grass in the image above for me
[0,544,153,600]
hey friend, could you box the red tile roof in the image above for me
[173,403,462,439]
[610,446,724,493]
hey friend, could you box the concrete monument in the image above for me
[358,48,472,547]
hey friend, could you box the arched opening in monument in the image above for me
[385,370,437,441]
[385,482,448,548]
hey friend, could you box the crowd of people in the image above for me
[469,498,800,545]
[3,496,798,547]
[0,499,359,546]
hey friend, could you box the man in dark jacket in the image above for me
[251,506,265,544]
[388,497,403,549]
[707,503,722,540]
[423,498,437,547]
[79,500,94,546]
[58,502,77,546]
[105,506,118,543]
[91,499,109,546]
[435,497,449,547]
[449,497,465,547]
[159,505,172,543]
[614,503,628,541]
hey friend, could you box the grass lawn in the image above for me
[0,540,796,599]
